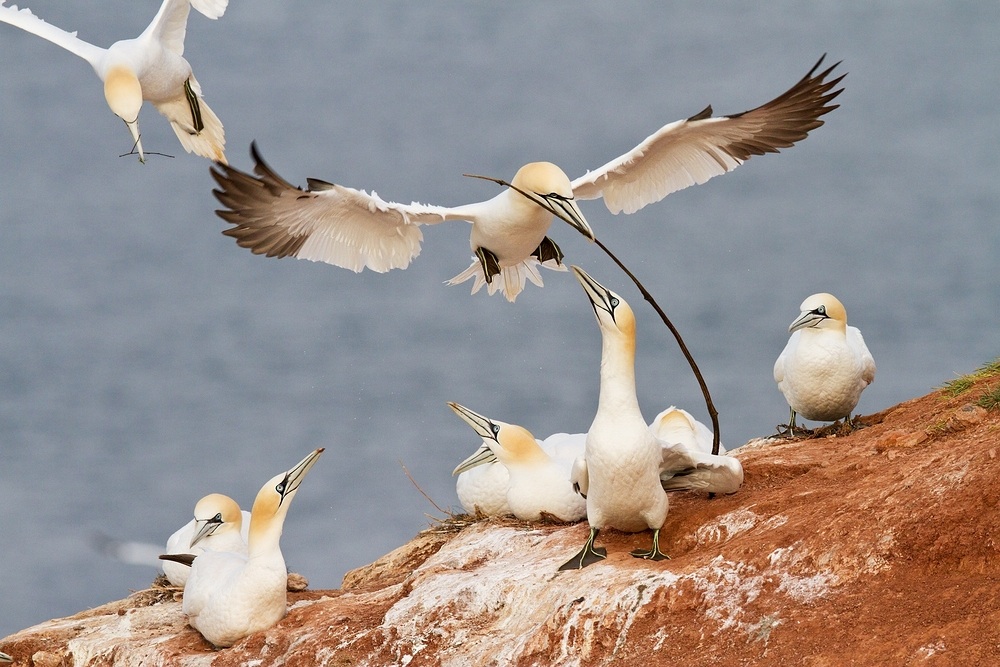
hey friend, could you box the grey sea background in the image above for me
[1,1,997,638]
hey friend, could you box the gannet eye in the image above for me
[491,424,501,436]
[610,296,619,308]
[212,513,223,522]
[275,481,286,494]
[816,305,827,315]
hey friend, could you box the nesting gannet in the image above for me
[559,266,671,570]
[453,444,512,517]
[0,0,228,163]
[162,448,323,648]
[162,493,249,587]
[650,407,744,494]
[449,402,586,522]
[211,56,843,301]
[774,293,876,433]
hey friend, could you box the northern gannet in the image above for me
[163,448,324,648]
[650,407,744,494]
[211,56,843,301]
[162,493,249,587]
[0,0,228,163]
[774,293,876,433]
[449,402,586,522]
[559,266,671,570]
[453,444,512,517]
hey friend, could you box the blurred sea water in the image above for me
[0,1,997,637]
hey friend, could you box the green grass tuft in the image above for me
[940,357,1000,397]
[976,384,1000,411]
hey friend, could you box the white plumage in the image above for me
[161,493,249,587]
[173,448,323,648]
[212,56,843,301]
[449,402,586,522]
[774,293,876,432]
[0,0,228,162]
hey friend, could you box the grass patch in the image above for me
[940,357,1000,397]
[977,384,1000,411]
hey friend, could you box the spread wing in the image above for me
[143,0,192,55]
[211,142,465,273]
[0,2,105,65]
[571,55,845,214]
[658,440,744,494]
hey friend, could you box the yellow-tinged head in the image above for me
[190,493,244,547]
[571,265,636,344]
[103,65,145,162]
[247,448,324,551]
[789,292,848,334]
[510,162,594,240]
[448,402,547,468]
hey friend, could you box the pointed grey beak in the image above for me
[189,515,223,548]
[452,444,499,476]
[123,117,145,164]
[277,448,325,506]
[538,193,595,241]
[788,309,828,333]
[571,265,618,318]
[448,402,501,442]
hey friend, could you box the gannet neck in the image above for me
[597,324,641,416]
[246,448,323,559]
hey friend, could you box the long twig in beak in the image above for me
[464,173,721,455]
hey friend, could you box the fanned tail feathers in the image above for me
[446,257,566,302]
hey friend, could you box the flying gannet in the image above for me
[161,448,324,648]
[161,493,249,587]
[559,266,671,570]
[774,293,876,434]
[449,402,587,522]
[211,56,844,301]
[0,0,228,163]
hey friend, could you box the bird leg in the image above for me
[184,78,205,133]
[558,527,607,570]
[475,246,502,285]
[531,236,565,266]
[630,528,670,561]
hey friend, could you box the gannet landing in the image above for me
[163,448,324,648]
[559,266,671,570]
[211,56,843,301]
[449,402,586,522]
[0,0,228,163]
[162,493,249,587]
[774,293,876,434]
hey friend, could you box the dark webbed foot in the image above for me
[630,528,670,561]
[531,237,564,265]
[184,77,204,133]
[475,246,501,284]
[558,528,607,570]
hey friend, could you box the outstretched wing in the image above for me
[571,55,845,214]
[0,2,105,65]
[212,142,464,273]
[143,0,192,56]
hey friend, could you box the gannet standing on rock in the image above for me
[559,266,671,570]
[161,448,324,648]
[161,493,249,587]
[774,293,876,434]
[0,0,228,163]
[449,402,586,523]
[211,56,843,301]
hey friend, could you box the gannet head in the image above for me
[570,265,636,342]
[650,406,693,440]
[448,402,546,470]
[788,293,848,334]
[103,65,145,163]
[511,162,595,240]
[189,493,244,548]
[248,448,324,546]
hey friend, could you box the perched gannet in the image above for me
[453,444,512,517]
[774,293,876,433]
[162,448,323,648]
[0,0,228,163]
[211,56,843,301]
[650,407,744,494]
[162,493,249,587]
[560,266,671,570]
[449,402,586,522]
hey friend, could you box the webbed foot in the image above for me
[558,528,606,571]
[630,529,670,561]
[531,236,564,265]
[475,246,501,284]
[184,78,204,133]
